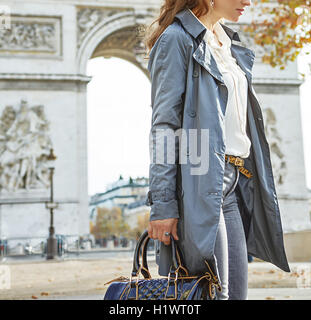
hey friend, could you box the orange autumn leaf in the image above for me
[242,0,311,71]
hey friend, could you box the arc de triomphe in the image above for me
[0,1,310,258]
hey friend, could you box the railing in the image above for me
[0,235,79,258]
[0,235,155,260]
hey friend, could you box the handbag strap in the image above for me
[131,229,189,279]
[131,229,149,277]
[142,234,189,278]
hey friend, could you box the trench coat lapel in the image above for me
[192,26,255,87]
[175,8,255,86]
[220,21,256,85]
[193,40,225,84]
[230,44,255,86]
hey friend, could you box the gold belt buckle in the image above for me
[234,157,244,166]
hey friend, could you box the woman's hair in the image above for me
[143,0,225,57]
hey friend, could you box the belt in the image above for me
[225,154,253,179]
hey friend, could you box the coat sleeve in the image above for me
[144,28,188,221]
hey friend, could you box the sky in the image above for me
[86,57,152,195]
[86,48,311,196]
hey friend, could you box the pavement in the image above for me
[0,258,310,300]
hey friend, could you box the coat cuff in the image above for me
[144,190,179,220]
[149,199,180,221]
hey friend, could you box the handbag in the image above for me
[103,229,222,300]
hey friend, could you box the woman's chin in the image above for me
[225,16,240,23]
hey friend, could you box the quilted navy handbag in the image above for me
[103,229,222,300]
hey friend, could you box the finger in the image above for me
[162,231,171,246]
[172,224,179,241]
[155,227,162,241]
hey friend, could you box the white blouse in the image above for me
[189,9,251,158]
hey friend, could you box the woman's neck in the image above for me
[190,7,221,34]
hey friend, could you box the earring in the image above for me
[210,0,214,8]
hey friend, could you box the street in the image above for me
[1,259,310,300]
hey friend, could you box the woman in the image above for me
[144,0,291,300]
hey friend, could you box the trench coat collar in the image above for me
[175,8,241,42]
[174,8,255,85]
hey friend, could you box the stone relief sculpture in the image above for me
[0,100,53,192]
[262,107,287,185]
[0,16,61,56]
[0,22,55,51]
[77,7,126,48]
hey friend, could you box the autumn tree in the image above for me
[127,211,150,240]
[91,206,130,239]
[243,0,310,72]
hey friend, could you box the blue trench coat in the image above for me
[145,8,291,281]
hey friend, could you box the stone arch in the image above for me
[1,3,310,257]
[77,10,153,77]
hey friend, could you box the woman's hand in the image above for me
[147,218,179,246]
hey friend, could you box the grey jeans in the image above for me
[214,158,248,300]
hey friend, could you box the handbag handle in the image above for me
[127,230,220,300]
[131,229,189,279]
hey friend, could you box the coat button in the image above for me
[193,70,199,77]
[257,117,262,121]
[189,110,196,117]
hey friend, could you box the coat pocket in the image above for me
[197,148,224,197]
